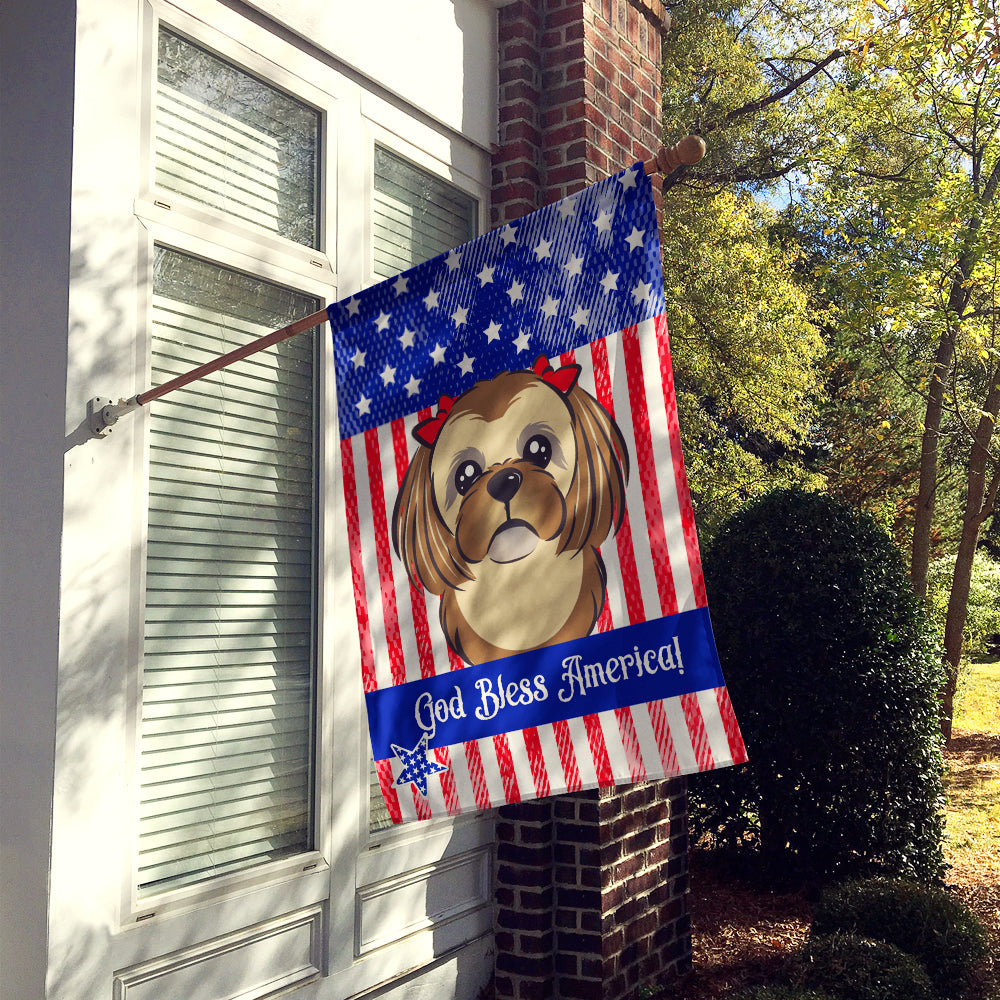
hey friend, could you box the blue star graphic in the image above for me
[390,733,448,797]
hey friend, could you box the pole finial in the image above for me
[644,135,706,176]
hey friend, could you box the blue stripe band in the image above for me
[366,606,724,760]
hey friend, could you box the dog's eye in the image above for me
[454,460,483,496]
[523,434,552,469]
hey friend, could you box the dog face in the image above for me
[392,358,629,661]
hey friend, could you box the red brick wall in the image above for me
[491,8,690,997]
[492,0,668,228]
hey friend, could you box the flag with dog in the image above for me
[329,162,746,822]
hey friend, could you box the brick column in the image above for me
[491,3,692,999]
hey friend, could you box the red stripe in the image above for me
[493,733,521,804]
[464,739,493,810]
[364,428,407,686]
[584,714,614,786]
[655,313,708,607]
[340,438,377,695]
[681,692,715,771]
[614,707,647,782]
[434,747,461,815]
[715,686,748,765]
[622,327,678,616]
[590,336,646,624]
[553,720,582,792]
[523,727,551,799]
[647,700,680,777]
[376,758,403,825]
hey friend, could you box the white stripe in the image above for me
[534,723,570,797]
[630,703,674,781]
[475,738,506,806]
[696,688,734,767]
[661,695,699,774]
[596,708,634,781]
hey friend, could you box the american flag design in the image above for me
[330,163,746,822]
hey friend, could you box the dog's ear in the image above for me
[559,385,629,553]
[392,445,472,595]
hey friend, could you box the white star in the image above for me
[430,342,447,365]
[380,364,396,386]
[619,167,638,189]
[631,279,652,304]
[540,294,560,318]
[600,270,619,294]
[405,375,421,397]
[351,348,366,369]
[424,288,440,309]
[451,305,469,327]
[594,209,614,233]
[556,196,578,219]
[500,225,517,246]
[514,328,531,353]
[564,254,585,278]
[346,297,361,316]
[508,279,525,303]
[626,227,645,251]
[571,305,591,328]
[457,353,475,376]
[533,238,552,261]
[477,264,495,285]
[484,320,502,342]
[399,328,416,349]
[446,250,462,272]
[375,312,390,332]
[356,395,371,415]
[393,274,409,295]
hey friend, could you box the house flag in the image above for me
[329,162,746,822]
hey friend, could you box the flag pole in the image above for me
[88,135,705,438]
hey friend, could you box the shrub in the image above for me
[927,550,1000,658]
[692,489,946,882]
[791,933,934,1000]
[811,878,988,999]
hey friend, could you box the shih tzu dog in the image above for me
[392,357,629,665]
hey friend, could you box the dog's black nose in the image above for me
[487,468,522,504]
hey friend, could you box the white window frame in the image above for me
[112,1,496,991]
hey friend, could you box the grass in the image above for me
[945,659,1000,869]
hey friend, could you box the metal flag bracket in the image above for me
[88,395,141,438]
[85,136,706,440]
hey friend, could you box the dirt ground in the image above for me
[669,734,1000,999]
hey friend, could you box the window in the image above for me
[367,146,477,831]
[136,26,323,897]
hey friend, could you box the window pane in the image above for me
[139,247,318,895]
[156,28,320,248]
[368,149,477,832]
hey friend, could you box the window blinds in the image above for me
[367,148,477,831]
[138,248,318,895]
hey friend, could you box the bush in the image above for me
[692,489,946,882]
[811,878,988,998]
[791,933,934,1000]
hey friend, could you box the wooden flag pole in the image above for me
[88,136,705,437]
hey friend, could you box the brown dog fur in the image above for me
[392,367,629,665]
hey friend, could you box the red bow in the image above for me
[533,356,581,394]
[411,359,580,448]
[413,395,455,447]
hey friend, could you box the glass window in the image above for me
[156,27,320,248]
[368,147,477,832]
[138,246,318,895]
